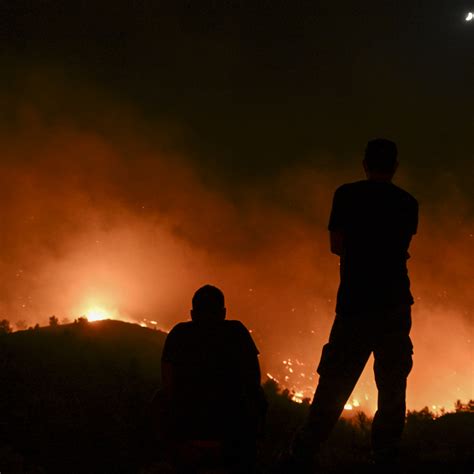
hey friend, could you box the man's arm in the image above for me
[246,350,262,390]
[405,197,418,258]
[161,326,180,400]
[328,186,347,256]
[330,230,344,256]
[239,331,267,434]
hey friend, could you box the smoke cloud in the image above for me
[0,69,472,412]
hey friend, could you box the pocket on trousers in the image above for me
[386,337,413,378]
[400,338,414,377]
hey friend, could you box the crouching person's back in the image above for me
[161,285,266,473]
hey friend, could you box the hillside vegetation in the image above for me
[0,320,472,473]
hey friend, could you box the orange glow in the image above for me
[291,391,305,404]
[343,399,360,411]
[0,97,471,415]
[85,307,109,322]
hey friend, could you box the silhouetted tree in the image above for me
[455,399,474,413]
[15,320,28,331]
[49,315,59,327]
[406,406,435,422]
[263,378,280,398]
[0,319,12,335]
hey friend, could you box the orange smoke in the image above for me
[0,75,472,413]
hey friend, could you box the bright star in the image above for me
[466,12,474,21]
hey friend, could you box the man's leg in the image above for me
[293,316,371,462]
[372,305,413,464]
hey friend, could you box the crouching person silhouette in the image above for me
[290,139,418,473]
[160,285,266,474]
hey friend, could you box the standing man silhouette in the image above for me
[292,139,418,472]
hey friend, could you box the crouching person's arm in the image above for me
[252,360,268,439]
[155,327,181,444]
[239,324,267,439]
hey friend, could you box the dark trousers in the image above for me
[305,305,413,457]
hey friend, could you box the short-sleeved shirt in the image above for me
[328,180,418,314]
[161,319,260,440]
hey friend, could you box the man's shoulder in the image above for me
[167,321,193,337]
[334,181,366,193]
[169,320,249,335]
[390,183,418,207]
[224,319,247,329]
[225,320,258,351]
[223,319,252,336]
[162,322,194,361]
[336,181,417,204]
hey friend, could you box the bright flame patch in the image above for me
[85,307,109,322]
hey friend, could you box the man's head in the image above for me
[191,285,226,322]
[363,138,398,181]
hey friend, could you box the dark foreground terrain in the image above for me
[0,320,472,473]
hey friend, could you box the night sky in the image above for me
[0,1,473,409]
[2,1,473,184]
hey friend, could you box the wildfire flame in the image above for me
[344,399,360,411]
[84,306,109,322]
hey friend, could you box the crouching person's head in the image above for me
[191,285,226,322]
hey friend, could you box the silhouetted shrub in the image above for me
[0,319,12,335]
[49,316,59,327]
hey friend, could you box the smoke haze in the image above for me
[0,70,472,412]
